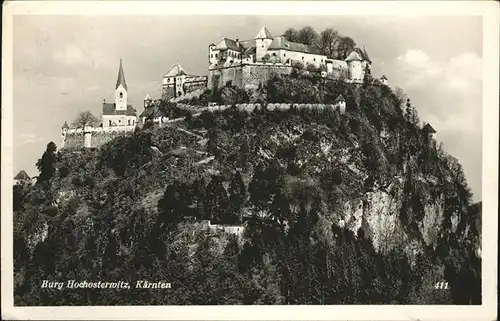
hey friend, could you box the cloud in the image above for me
[53,44,84,65]
[397,50,482,92]
[20,133,41,145]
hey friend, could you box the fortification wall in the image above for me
[62,126,135,149]
[181,102,346,115]
[208,62,293,90]
[242,64,292,89]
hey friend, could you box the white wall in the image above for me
[267,49,326,68]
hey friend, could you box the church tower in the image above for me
[115,59,128,111]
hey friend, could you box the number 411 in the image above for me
[434,281,449,289]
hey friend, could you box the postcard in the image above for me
[1,1,498,320]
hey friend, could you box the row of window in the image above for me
[108,119,136,126]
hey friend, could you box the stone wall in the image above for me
[208,62,293,90]
[62,126,135,149]
[183,102,346,115]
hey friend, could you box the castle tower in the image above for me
[345,51,363,82]
[380,75,388,85]
[61,121,69,148]
[255,26,273,61]
[115,59,128,111]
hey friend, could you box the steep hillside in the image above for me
[13,74,481,305]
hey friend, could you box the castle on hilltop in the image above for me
[61,59,138,149]
[207,26,380,90]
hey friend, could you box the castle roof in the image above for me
[103,103,137,116]
[214,38,247,52]
[423,123,436,133]
[334,94,345,102]
[381,75,388,80]
[61,121,69,129]
[14,170,30,180]
[267,36,322,55]
[242,46,256,58]
[255,26,273,39]
[116,59,128,90]
[164,63,187,78]
[345,51,362,62]
[139,104,168,119]
[353,47,371,62]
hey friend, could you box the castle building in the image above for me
[14,170,31,185]
[380,74,388,85]
[102,59,138,127]
[208,26,372,90]
[162,63,208,100]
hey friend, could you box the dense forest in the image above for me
[13,65,481,305]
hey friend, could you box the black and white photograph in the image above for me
[1,1,498,320]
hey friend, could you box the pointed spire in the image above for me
[116,58,128,90]
[255,26,273,39]
[381,74,387,80]
[62,121,69,129]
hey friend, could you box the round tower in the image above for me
[345,51,363,81]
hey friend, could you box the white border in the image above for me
[1,1,498,320]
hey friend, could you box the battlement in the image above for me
[177,101,347,115]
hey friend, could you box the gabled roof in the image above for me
[423,123,436,133]
[381,75,387,80]
[242,46,256,58]
[255,26,273,39]
[139,104,168,119]
[116,59,128,90]
[216,38,244,52]
[267,36,322,55]
[62,121,69,129]
[103,103,137,116]
[334,94,345,102]
[14,170,30,180]
[164,63,187,78]
[345,51,362,62]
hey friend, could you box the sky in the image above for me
[12,15,483,201]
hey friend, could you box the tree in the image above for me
[394,87,408,109]
[71,110,99,128]
[317,28,340,58]
[362,65,373,87]
[36,142,57,183]
[337,36,356,59]
[283,28,299,42]
[227,171,246,223]
[203,175,229,223]
[297,26,319,46]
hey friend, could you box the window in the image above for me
[109,120,112,126]
[313,58,316,61]
[211,54,213,58]
[215,53,218,58]
[284,53,286,57]
[272,53,276,56]
[119,92,123,98]
[302,56,304,60]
